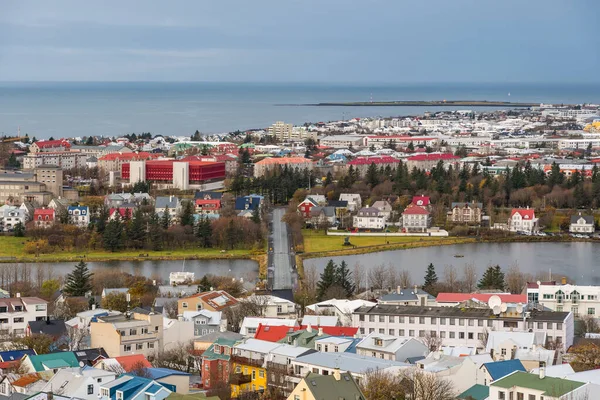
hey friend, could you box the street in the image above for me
[268,208,295,290]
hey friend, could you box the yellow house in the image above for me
[230,338,280,398]
[286,371,365,400]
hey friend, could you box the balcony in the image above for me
[230,373,252,386]
[266,362,296,376]
[231,355,264,368]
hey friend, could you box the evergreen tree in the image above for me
[128,208,146,249]
[63,261,93,296]
[548,162,564,187]
[478,265,505,290]
[58,208,70,224]
[148,212,163,251]
[324,171,333,186]
[179,200,195,226]
[199,275,211,292]
[7,153,20,168]
[251,207,261,224]
[317,260,337,301]
[96,206,110,233]
[103,217,124,252]
[407,142,415,152]
[13,222,25,237]
[423,263,438,294]
[85,136,94,146]
[335,260,355,298]
[196,217,213,248]
[161,207,171,230]
[366,163,379,187]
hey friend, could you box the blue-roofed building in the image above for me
[99,375,173,400]
[21,352,80,373]
[481,359,526,384]
[234,195,263,212]
[0,349,36,362]
[458,384,489,400]
[194,191,223,200]
[145,368,191,394]
[67,206,90,227]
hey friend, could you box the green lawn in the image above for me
[302,230,447,253]
[0,236,256,263]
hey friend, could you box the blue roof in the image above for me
[145,384,162,395]
[344,338,362,354]
[110,376,172,400]
[483,359,526,380]
[0,349,35,362]
[235,195,262,211]
[146,368,191,379]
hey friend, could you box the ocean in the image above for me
[0,82,599,139]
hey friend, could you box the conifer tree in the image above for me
[335,260,355,298]
[148,212,162,251]
[195,216,212,248]
[317,260,337,301]
[366,163,379,187]
[179,200,195,226]
[161,207,171,230]
[63,261,93,296]
[251,207,261,224]
[423,263,438,294]
[199,275,212,292]
[128,208,146,249]
[478,265,505,290]
[103,217,124,252]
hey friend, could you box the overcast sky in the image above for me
[0,0,598,83]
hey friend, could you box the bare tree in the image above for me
[66,326,89,351]
[387,264,400,290]
[163,300,179,319]
[479,328,492,349]
[399,269,412,289]
[369,264,387,290]
[506,263,528,294]
[403,369,456,400]
[223,296,271,332]
[360,368,405,400]
[421,331,442,351]
[150,340,197,373]
[443,264,458,293]
[576,315,600,337]
[462,263,477,293]
[303,264,319,301]
[352,262,364,294]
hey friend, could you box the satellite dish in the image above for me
[516,303,524,313]
[492,305,502,315]
[488,295,502,309]
[500,303,508,312]
[536,281,541,286]
[79,361,85,368]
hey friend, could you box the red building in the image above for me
[297,198,318,218]
[30,139,71,153]
[195,198,221,215]
[122,160,226,189]
[33,208,55,228]
[253,323,358,342]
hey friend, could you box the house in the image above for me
[98,375,173,400]
[93,354,151,373]
[446,353,493,393]
[181,310,225,336]
[67,206,90,227]
[194,191,223,201]
[32,208,55,228]
[401,203,431,233]
[48,198,70,213]
[145,368,191,394]
[29,139,71,153]
[254,324,358,343]
[355,333,428,362]
[278,326,332,349]
[508,207,539,233]
[234,194,263,213]
[0,374,45,396]
[353,207,386,230]
[65,308,119,330]
[528,282,600,317]
[193,330,243,353]
[0,349,36,362]
[570,213,595,233]
[339,194,361,212]
[177,291,238,315]
[300,315,339,327]
[352,304,574,350]
[231,339,281,397]
[101,288,129,298]
[485,331,547,361]
[415,353,464,375]
[73,348,110,367]
[309,206,336,227]
[314,336,360,354]
[90,310,163,357]
[194,198,220,216]
[243,294,297,319]
[378,286,436,306]
[20,352,80,373]
[457,384,489,400]
[266,343,317,397]
[2,208,26,232]
[371,200,393,220]
[155,196,181,216]
[285,371,365,400]
[490,371,593,400]
[239,317,298,337]
[26,319,68,348]
[253,157,313,178]
[108,206,135,221]
[297,198,319,219]
[200,337,239,391]
[515,347,556,371]
[305,299,375,326]
[20,202,35,221]
[480,359,527,385]
[448,202,484,224]
[38,367,117,400]
[0,296,48,336]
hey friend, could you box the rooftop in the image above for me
[294,352,410,375]
[492,371,584,397]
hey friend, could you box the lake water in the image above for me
[305,242,600,285]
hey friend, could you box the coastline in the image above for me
[298,100,540,107]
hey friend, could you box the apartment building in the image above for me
[0,169,61,206]
[448,202,483,224]
[355,333,428,362]
[23,152,88,170]
[0,296,48,336]
[29,139,71,153]
[253,157,313,178]
[528,283,600,317]
[352,305,573,350]
[90,310,163,357]
[319,135,365,149]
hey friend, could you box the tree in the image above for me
[478,265,505,291]
[179,200,195,227]
[366,162,379,187]
[421,331,443,351]
[505,263,527,294]
[40,279,60,300]
[335,260,355,298]
[360,369,405,400]
[101,292,129,312]
[199,275,212,292]
[251,207,261,224]
[103,218,124,252]
[128,208,146,249]
[15,333,54,354]
[195,217,212,248]
[161,207,172,229]
[576,316,600,337]
[316,260,337,301]
[462,263,478,293]
[405,369,456,400]
[148,212,163,251]
[423,263,438,294]
[13,222,25,237]
[570,342,600,372]
[63,261,93,296]
[443,265,458,292]
[7,153,20,168]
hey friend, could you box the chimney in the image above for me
[306,323,313,333]
[397,286,401,294]
[16,293,20,298]
[539,362,546,379]
[414,284,418,294]
[92,304,96,310]
[48,392,53,400]
[333,368,341,381]
[318,327,323,336]
[561,277,567,285]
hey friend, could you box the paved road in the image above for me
[269,208,295,290]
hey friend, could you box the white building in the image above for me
[68,205,90,227]
[339,193,362,212]
[40,367,117,400]
[239,317,298,337]
[352,304,573,350]
[314,336,357,353]
[305,299,376,326]
[355,333,428,362]
[243,294,297,319]
[353,207,386,230]
[508,208,539,233]
[0,296,48,336]
[485,331,547,361]
[1,207,26,232]
[529,283,600,318]
[490,371,596,400]
[570,213,595,233]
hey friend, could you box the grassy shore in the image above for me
[0,236,261,263]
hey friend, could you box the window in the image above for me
[389,329,395,336]
[409,317,415,324]
[556,336,562,344]
[136,343,143,350]
[379,315,385,323]
[259,370,264,378]
[419,330,425,337]
[537,322,544,329]
[359,315,365,322]
[487,320,493,327]
[369,315,375,322]
[277,305,283,313]
[501,348,507,356]
[334,346,339,352]
[449,332,455,338]
[468,319,474,326]
[409,330,414,337]
[589,308,596,315]
[468,332,473,340]
[459,319,465,326]
[101,389,109,397]
[440,331,446,338]
[449,318,455,325]
[130,329,137,335]
[87,385,94,395]
[124,345,131,351]
[517,393,524,400]
[440,318,446,325]
[116,392,123,400]
[557,323,562,330]
[528,395,535,400]
[419,317,425,324]
[399,329,405,336]
[13,317,24,323]
[478,320,483,327]
[498,392,505,400]
[317,344,322,351]
[148,342,154,349]
[399,317,404,323]
[182,302,188,308]
[0,307,7,313]
[477,333,483,340]
[379,329,385,334]
[430,317,436,324]
[459,332,465,339]
[252,370,256,380]
[324,345,329,352]
[360,328,365,334]
[547,322,553,329]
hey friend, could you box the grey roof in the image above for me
[379,288,435,302]
[310,206,336,218]
[451,202,483,208]
[27,319,67,337]
[302,372,365,400]
[354,304,570,322]
[357,207,381,216]
[294,352,410,374]
[155,196,180,209]
[196,330,244,343]
[570,214,594,224]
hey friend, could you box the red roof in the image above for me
[367,135,436,141]
[113,354,152,371]
[402,204,430,215]
[35,139,70,149]
[348,156,400,166]
[407,153,460,161]
[510,208,535,219]
[436,293,527,304]
[254,324,359,342]
[99,152,157,161]
[411,196,430,206]
[34,208,55,216]
[109,207,133,218]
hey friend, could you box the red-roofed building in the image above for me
[29,139,71,153]
[401,202,431,233]
[122,159,226,190]
[347,156,400,177]
[508,207,539,233]
[98,151,158,172]
[363,135,438,148]
[177,291,238,314]
[436,293,527,307]
[195,198,221,215]
[406,153,461,171]
[114,354,152,371]
[33,208,55,228]
[411,196,430,207]
[254,324,359,343]
[109,207,134,220]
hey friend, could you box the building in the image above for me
[98,152,157,172]
[378,287,435,306]
[485,331,546,361]
[0,296,48,336]
[363,135,438,149]
[67,206,90,227]
[34,166,64,199]
[90,310,163,357]
[181,310,225,336]
[20,352,81,373]
[313,336,359,354]
[155,196,181,216]
[401,203,431,233]
[490,371,592,400]
[266,121,316,142]
[319,135,365,149]
[305,299,375,326]
[243,295,297,319]
[371,200,393,220]
[480,359,527,386]
[570,213,595,233]
[297,197,320,218]
[200,337,239,392]
[23,151,89,170]
[529,282,600,317]
[448,202,483,224]
[177,291,238,315]
[405,153,460,171]
[253,157,313,178]
[195,197,220,216]
[2,207,26,232]
[29,139,71,153]
[98,375,173,400]
[0,171,52,205]
[352,304,573,350]
[346,156,400,177]
[355,333,428,362]
[338,193,362,212]
[38,367,117,400]
[32,208,55,228]
[239,317,298,337]
[285,371,365,400]
[436,293,527,307]
[93,354,152,373]
[123,160,225,190]
[508,208,539,233]
[353,207,386,230]
[309,206,336,227]
[231,339,279,396]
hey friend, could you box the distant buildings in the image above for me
[253,157,313,178]
[0,167,63,205]
[123,160,226,190]
[448,202,483,224]
[267,121,316,142]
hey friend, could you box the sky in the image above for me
[0,0,598,83]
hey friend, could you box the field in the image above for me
[301,230,472,256]
[0,236,257,263]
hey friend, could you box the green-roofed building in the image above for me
[490,371,587,400]
[201,337,242,393]
[287,371,365,400]
[167,393,220,400]
[458,384,489,400]
[278,329,331,349]
[21,352,80,373]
